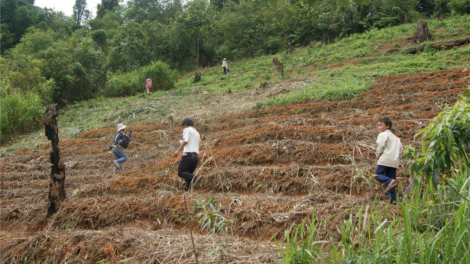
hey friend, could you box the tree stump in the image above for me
[194,71,201,82]
[272,58,283,78]
[43,104,66,217]
[413,20,432,44]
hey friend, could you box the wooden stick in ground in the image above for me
[208,146,224,192]
[274,121,288,140]
[184,195,199,264]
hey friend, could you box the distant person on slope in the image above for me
[173,118,201,191]
[374,118,402,205]
[145,76,152,94]
[222,58,230,74]
[110,123,132,172]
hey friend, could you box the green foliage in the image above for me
[276,211,334,263]
[107,20,148,72]
[280,180,470,263]
[96,0,120,18]
[434,0,451,18]
[0,24,17,53]
[417,0,436,17]
[105,61,179,96]
[0,0,72,54]
[0,89,45,141]
[450,0,470,14]
[193,197,235,258]
[125,0,182,24]
[403,95,470,187]
[91,30,107,47]
[258,70,370,108]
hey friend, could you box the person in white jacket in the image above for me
[374,118,402,204]
[222,58,229,74]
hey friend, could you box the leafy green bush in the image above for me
[450,0,470,14]
[104,61,179,97]
[0,89,45,141]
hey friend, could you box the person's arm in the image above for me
[174,129,190,156]
[375,133,387,157]
[174,141,187,157]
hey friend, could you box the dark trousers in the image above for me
[178,153,198,189]
[374,165,397,202]
[223,67,227,74]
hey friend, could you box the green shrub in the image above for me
[450,0,470,14]
[0,89,45,141]
[104,61,179,97]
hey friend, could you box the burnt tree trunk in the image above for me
[413,20,432,44]
[43,104,66,217]
[194,71,201,83]
[273,58,283,78]
[404,38,470,54]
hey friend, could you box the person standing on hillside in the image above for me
[174,118,201,191]
[374,118,402,205]
[145,76,152,94]
[110,123,132,172]
[221,58,230,75]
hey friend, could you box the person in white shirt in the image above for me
[221,58,229,74]
[174,118,201,191]
[374,118,402,204]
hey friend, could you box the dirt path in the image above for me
[1,69,468,263]
[172,75,315,122]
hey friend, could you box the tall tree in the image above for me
[13,6,34,38]
[416,0,436,17]
[1,0,18,25]
[96,0,119,18]
[178,0,210,69]
[73,0,87,25]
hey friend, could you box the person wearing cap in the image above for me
[174,118,201,191]
[110,123,131,172]
[221,58,229,75]
[145,76,152,94]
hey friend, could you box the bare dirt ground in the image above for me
[1,68,468,263]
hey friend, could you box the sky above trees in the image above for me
[35,0,129,16]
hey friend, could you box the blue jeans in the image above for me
[374,165,397,202]
[112,146,127,171]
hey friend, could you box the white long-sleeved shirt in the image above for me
[376,130,402,168]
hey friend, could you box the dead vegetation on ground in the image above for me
[1,68,468,263]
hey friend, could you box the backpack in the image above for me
[119,135,131,148]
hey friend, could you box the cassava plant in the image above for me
[403,93,470,191]
[193,197,235,262]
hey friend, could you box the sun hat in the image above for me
[223,58,226,61]
[117,123,126,132]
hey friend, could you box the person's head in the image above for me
[181,118,193,128]
[223,58,226,61]
[117,123,127,132]
[377,118,392,133]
